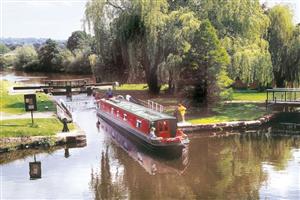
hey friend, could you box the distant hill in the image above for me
[0,38,66,46]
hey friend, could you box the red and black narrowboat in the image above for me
[96,96,189,156]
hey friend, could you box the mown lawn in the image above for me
[0,80,55,114]
[232,90,266,101]
[0,118,74,137]
[115,84,268,102]
[116,84,148,90]
[188,103,266,124]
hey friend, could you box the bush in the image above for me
[14,45,38,70]
[0,53,17,68]
[23,60,40,71]
[65,51,92,74]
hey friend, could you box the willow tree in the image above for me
[128,0,170,93]
[267,5,299,87]
[191,0,272,87]
[288,26,300,86]
[85,0,169,93]
[157,8,200,93]
[85,0,126,81]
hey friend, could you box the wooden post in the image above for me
[285,91,287,102]
[31,110,34,125]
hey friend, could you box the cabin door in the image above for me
[156,120,170,138]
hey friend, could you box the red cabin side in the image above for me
[98,100,150,135]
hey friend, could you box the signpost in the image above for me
[24,94,37,125]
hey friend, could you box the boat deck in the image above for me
[104,98,176,121]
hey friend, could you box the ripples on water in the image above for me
[1,71,300,199]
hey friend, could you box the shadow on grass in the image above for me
[5,102,24,110]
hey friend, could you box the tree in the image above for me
[0,53,16,68]
[37,39,60,72]
[0,43,10,54]
[267,5,296,87]
[188,20,231,104]
[67,30,92,52]
[158,8,200,93]
[288,26,300,86]
[191,0,272,87]
[65,50,93,74]
[85,0,171,93]
[84,0,233,101]
[14,45,38,70]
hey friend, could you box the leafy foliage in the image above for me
[37,39,61,72]
[267,5,300,87]
[67,30,93,52]
[0,43,10,54]
[0,53,16,68]
[14,45,38,70]
[188,20,231,104]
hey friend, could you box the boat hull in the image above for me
[97,110,185,158]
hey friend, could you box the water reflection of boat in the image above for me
[99,119,189,175]
[96,96,189,157]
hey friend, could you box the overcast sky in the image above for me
[0,0,300,40]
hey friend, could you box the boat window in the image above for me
[136,120,142,128]
[123,114,127,121]
[111,107,114,114]
[117,110,119,117]
[158,122,163,131]
[163,121,168,131]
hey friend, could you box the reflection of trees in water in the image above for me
[90,146,128,200]
[90,132,300,199]
[183,133,300,199]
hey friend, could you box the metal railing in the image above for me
[147,100,164,113]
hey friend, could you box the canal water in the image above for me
[1,71,300,199]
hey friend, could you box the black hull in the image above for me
[97,111,185,158]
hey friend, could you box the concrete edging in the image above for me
[180,114,275,133]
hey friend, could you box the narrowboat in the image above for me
[96,96,189,157]
[99,119,189,175]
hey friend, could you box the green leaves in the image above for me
[67,31,92,52]
[0,43,10,55]
[14,45,38,71]
[267,5,300,87]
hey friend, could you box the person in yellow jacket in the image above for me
[177,104,186,122]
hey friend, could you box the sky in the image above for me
[0,0,88,40]
[0,0,300,40]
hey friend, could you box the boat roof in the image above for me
[102,98,176,121]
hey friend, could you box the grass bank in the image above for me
[104,84,269,125]
[188,103,266,124]
[232,90,266,101]
[0,80,55,114]
[0,118,74,138]
[116,84,168,91]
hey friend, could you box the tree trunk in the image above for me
[274,72,285,88]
